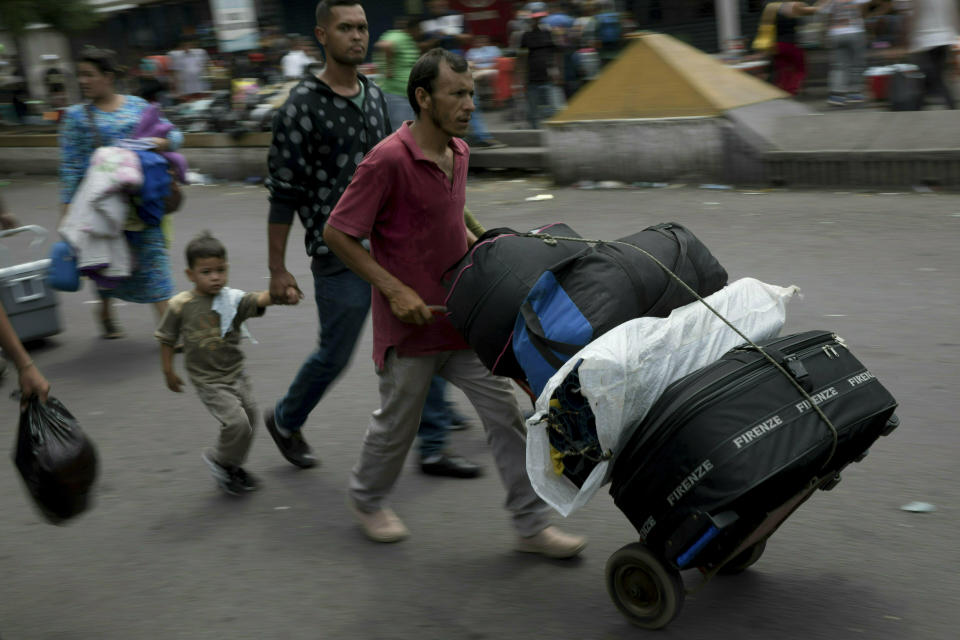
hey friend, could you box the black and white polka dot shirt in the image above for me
[266,72,391,262]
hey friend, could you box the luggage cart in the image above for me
[0,225,62,342]
[604,413,900,630]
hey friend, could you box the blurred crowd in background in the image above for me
[0,0,957,137]
[0,1,633,135]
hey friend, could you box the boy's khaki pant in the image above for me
[196,373,257,468]
[348,349,551,537]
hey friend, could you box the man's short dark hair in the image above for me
[315,0,362,26]
[407,48,469,115]
[186,231,227,268]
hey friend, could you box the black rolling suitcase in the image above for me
[609,330,898,569]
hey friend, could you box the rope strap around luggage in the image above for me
[520,232,840,471]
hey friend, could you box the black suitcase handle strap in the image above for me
[519,229,840,470]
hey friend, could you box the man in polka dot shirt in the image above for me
[263,1,481,479]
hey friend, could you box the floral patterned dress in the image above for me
[59,95,183,303]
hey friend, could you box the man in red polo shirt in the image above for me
[323,48,586,558]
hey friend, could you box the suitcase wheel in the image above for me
[854,449,869,463]
[605,543,684,629]
[717,539,767,575]
[820,473,842,491]
[881,414,900,437]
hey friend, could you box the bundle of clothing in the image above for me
[59,105,187,289]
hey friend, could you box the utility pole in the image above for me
[716,0,741,54]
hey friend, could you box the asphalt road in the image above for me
[1,176,958,640]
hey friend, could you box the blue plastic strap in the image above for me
[676,525,720,569]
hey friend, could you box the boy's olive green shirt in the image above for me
[155,290,264,386]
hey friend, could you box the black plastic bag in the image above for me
[13,396,98,524]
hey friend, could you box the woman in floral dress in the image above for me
[59,48,184,338]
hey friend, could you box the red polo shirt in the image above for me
[326,122,471,369]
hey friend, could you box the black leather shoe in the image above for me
[263,408,318,469]
[420,453,482,479]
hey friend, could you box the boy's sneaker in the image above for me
[827,95,847,107]
[202,449,244,496]
[516,526,587,559]
[231,467,261,492]
[263,408,318,468]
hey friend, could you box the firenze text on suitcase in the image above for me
[639,515,656,539]
[732,414,785,450]
[794,387,839,414]
[666,459,714,506]
[846,371,875,388]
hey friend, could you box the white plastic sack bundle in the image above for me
[526,277,801,517]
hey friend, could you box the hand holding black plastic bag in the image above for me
[14,396,98,524]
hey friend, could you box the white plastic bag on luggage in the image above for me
[526,277,801,516]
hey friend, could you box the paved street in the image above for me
[1,176,958,639]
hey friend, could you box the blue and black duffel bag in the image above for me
[513,222,728,396]
[443,223,584,379]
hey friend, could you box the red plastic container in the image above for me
[867,69,893,101]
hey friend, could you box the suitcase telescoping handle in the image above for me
[0,225,49,267]
[519,229,840,470]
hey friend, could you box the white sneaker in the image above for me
[347,496,410,543]
[516,526,587,559]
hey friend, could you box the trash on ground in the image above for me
[912,185,933,193]
[900,501,936,513]
[186,171,215,185]
[244,176,263,185]
[575,181,596,190]
[633,182,670,188]
[525,194,555,201]
[700,183,733,190]
[703,202,721,206]
[596,180,627,189]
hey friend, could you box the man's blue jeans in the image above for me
[527,83,556,129]
[274,256,455,460]
[275,258,371,432]
[419,376,454,459]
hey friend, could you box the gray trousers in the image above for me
[348,349,551,537]
[828,31,867,95]
[195,373,257,468]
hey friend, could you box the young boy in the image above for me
[155,231,275,495]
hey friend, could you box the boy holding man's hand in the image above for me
[156,231,292,495]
